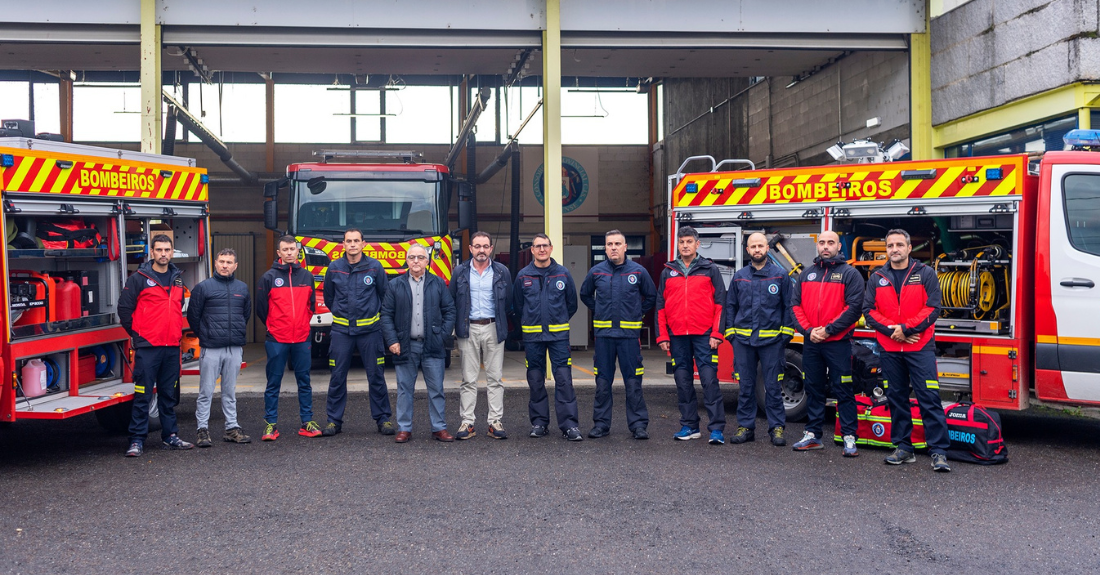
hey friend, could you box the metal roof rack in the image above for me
[312,150,423,164]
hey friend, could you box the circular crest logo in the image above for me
[533,156,590,214]
[627,274,638,285]
[146,279,156,287]
[768,284,778,294]
[872,422,886,437]
[879,278,889,287]
[670,271,679,277]
[807,272,817,281]
[364,275,374,285]
[556,280,565,291]
[274,278,284,287]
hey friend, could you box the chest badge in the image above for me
[670,271,679,277]
[364,275,374,285]
[146,279,157,287]
[768,284,778,294]
[523,278,533,287]
[879,278,889,287]
[627,274,637,284]
[807,272,817,281]
[274,278,284,287]
[555,280,565,291]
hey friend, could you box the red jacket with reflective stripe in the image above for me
[655,256,726,342]
[117,262,185,348]
[256,260,316,344]
[861,260,941,352]
[790,256,864,342]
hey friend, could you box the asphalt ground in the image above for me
[3,377,1100,574]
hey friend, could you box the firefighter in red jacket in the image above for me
[656,225,727,442]
[256,235,322,441]
[119,234,194,457]
[790,230,864,456]
[862,229,951,472]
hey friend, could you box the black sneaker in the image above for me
[729,426,755,444]
[196,428,212,448]
[769,426,786,447]
[563,427,584,442]
[529,425,549,438]
[588,426,610,439]
[321,422,342,437]
[931,453,952,472]
[378,421,396,436]
[632,427,649,440]
[884,448,916,465]
[162,434,194,450]
[125,441,143,457]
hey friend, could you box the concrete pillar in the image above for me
[542,0,563,250]
[910,1,933,159]
[140,0,162,154]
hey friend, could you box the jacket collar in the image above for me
[813,254,848,267]
[137,261,181,283]
[214,270,236,282]
[272,259,302,273]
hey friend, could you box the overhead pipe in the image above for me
[162,89,258,185]
[445,87,491,171]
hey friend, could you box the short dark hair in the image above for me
[277,235,298,248]
[677,226,699,241]
[343,228,363,241]
[151,234,173,248]
[885,229,911,245]
[605,229,625,240]
[216,248,237,262]
[471,231,493,245]
[532,233,551,246]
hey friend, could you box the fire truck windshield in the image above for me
[292,179,443,239]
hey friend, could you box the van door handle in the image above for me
[1060,278,1095,288]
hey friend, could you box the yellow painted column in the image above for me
[1079,107,1091,130]
[140,0,162,154]
[542,0,563,250]
[910,1,933,159]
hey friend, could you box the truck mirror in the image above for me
[263,199,280,233]
[307,176,327,195]
[263,177,288,199]
[455,180,475,231]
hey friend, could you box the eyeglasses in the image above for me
[407,255,428,261]
[531,244,552,250]
[471,244,492,250]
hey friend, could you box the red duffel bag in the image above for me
[834,394,927,449]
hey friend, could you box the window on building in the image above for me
[1062,174,1100,257]
[945,115,1077,158]
[187,83,265,143]
[0,81,30,120]
[353,90,383,142]
[73,84,141,142]
[385,86,454,144]
[274,84,351,143]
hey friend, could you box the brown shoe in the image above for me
[432,430,455,442]
[395,431,411,443]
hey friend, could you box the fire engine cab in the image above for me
[0,138,210,431]
[668,130,1100,420]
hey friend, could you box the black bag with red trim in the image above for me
[35,219,104,249]
[944,402,1008,465]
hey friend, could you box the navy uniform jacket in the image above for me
[512,258,577,342]
[580,259,656,339]
[323,254,388,336]
[722,259,795,346]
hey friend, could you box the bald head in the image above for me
[816,230,841,259]
[746,232,769,267]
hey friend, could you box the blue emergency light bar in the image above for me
[1064,129,1100,149]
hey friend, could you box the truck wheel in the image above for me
[755,348,808,422]
[95,395,162,434]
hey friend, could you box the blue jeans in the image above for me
[394,340,447,433]
[264,340,313,425]
[670,335,725,432]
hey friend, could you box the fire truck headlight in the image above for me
[303,246,329,267]
[885,141,909,162]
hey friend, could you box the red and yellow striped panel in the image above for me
[673,156,1026,208]
[297,234,454,284]
[0,147,207,202]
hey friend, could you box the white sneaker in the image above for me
[842,434,859,457]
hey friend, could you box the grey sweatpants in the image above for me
[196,345,243,430]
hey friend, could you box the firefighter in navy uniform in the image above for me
[789,230,864,456]
[862,228,952,472]
[119,234,194,457]
[723,232,795,447]
[321,228,394,437]
[513,233,583,441]
[580,230,657,440]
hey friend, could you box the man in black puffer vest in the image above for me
[187,248,252,447]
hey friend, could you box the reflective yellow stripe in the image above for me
[635,367,644,375]
[566,358,573,366]
[723,327,735,337]
[328,359,336,366]
[332,316,350,326]
[357,314,380,326]
[671,359,677,366]
[840,375,853,383]
[592,320,613,328]
[521,325,543,333]
[732,328,752,336]
[525,359,529,368]
[757,329,781,338]
[780,327,796,336]
[619,321,643,329]
[710,355,719,363]
[548,323,570,332]
[134,385,145,394]
[734,372,739,379]
[376,357,385,365]
[777,373,784,381]
[592,367,598,375]
[925,380,940,390]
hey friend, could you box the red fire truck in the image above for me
[0,138,210,431]
[667,132,1100,420]
[263,151,459,362]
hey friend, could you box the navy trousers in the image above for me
[732,339,786,431]
[669,335,725,432]
[592,336,649,432]
[327,330,392,426]
[128,346,180,443]
[880,347,951,455]
[524,339,579,431]
[803,339,858,438]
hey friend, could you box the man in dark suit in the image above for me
[381,244,457,443]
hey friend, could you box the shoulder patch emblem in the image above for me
[364,275,374,285]
[556,280,566,290]
[879,278,889,287]
[768,284,779,294]
[146,279,156,287]
[670,271,679,277]
[627,274,638,284]
[807,272,817,281]
[274,278,284,287]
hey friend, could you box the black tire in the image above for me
[754,348,808,422]
[95,395,161,434]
